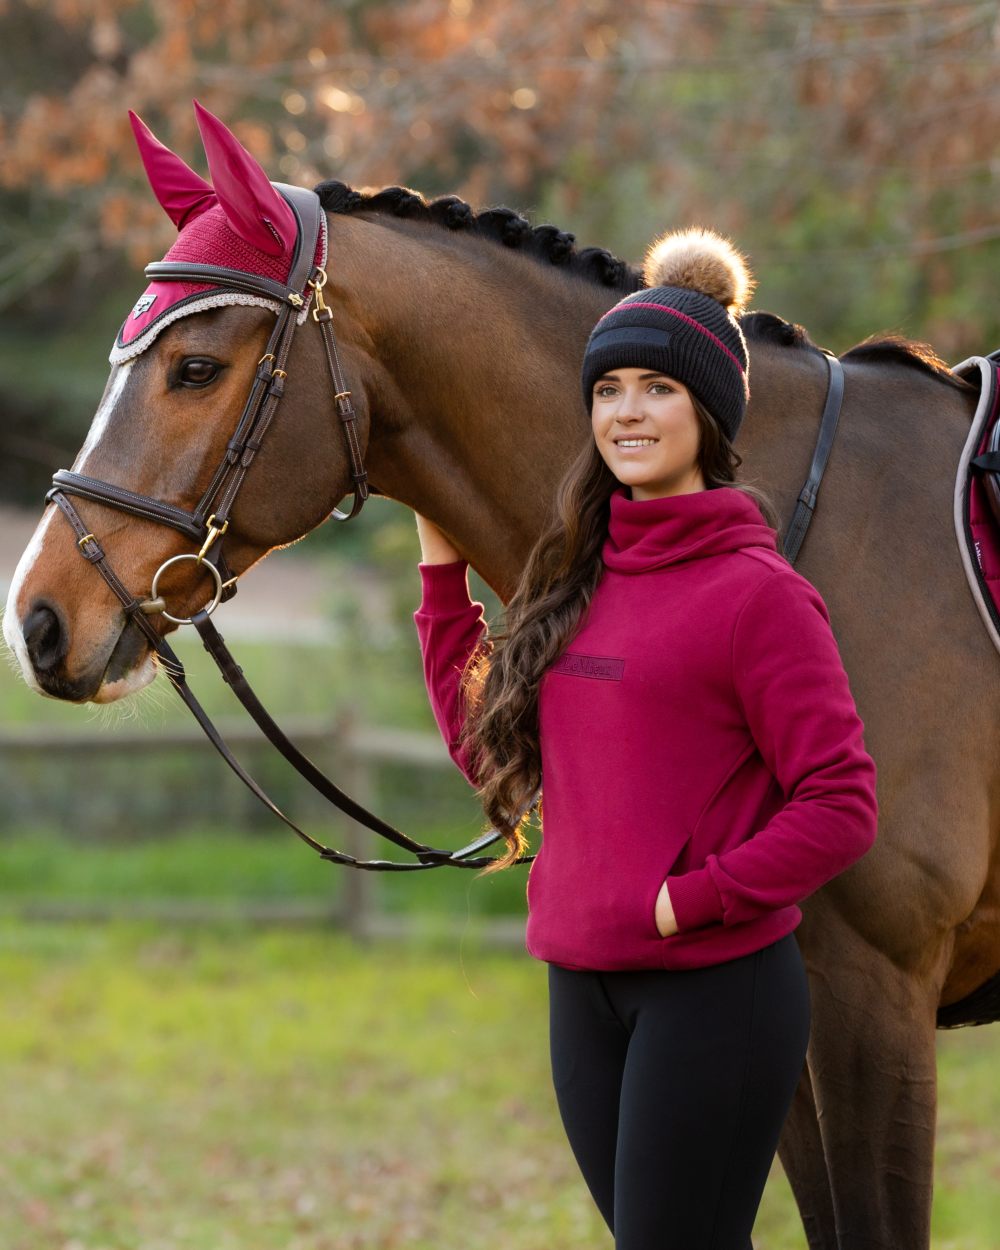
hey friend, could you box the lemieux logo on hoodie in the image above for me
[550,651,625,681]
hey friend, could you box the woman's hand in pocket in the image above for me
[655,879,680,937]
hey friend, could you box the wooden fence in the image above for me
[0,711,527,946]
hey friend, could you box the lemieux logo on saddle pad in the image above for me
[550,650,626,681]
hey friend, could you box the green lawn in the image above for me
[0,922,996,1249]
[2,575,998,1248]
[0,824,532,921]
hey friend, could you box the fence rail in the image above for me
[1,714,526,945]
[0,717,451,761]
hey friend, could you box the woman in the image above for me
[412,227,878,1249]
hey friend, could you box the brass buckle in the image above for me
[197,514,229,564]
[309,267,332,321]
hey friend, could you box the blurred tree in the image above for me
[4,0,1000,505]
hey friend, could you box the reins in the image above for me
[43,180,846,875]
[46,183,537,872]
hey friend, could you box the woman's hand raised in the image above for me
[414,513,464,565]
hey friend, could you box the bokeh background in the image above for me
[2,2,999,1246]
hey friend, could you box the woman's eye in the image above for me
[178,358,220,387]
[595,384,617,398]
[649,383,672,394]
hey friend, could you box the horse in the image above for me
[3,103,998,1250]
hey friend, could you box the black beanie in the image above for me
[580,226,755,444]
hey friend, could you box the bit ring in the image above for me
[149,553,223,625]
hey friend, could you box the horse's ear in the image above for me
[193,99,297,257]
[128,110,217,230]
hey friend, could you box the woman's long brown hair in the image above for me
[457,392,782,874]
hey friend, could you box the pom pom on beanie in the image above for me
[581,226,756,443]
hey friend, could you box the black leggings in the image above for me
[547,932,810,1250]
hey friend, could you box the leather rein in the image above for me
[46,184,532,873]
[43,180,846,874]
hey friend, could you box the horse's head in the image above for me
[4,102,368,703]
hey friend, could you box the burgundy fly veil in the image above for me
[110,101,327,363]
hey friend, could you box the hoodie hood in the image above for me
[602,484,779,573]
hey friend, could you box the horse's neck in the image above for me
[339,214,617,599]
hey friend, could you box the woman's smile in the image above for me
[613,437,660,451]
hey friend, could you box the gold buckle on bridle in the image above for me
[309,267,332,321]
[197,514,229,564]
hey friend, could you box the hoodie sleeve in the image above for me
[412,560,488,787]
[665,570,878,932]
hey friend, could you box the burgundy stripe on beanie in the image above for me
[596,301,746,376]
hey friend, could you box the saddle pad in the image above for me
[950,355,1000,656]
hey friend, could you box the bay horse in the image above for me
[3,103,998,1250]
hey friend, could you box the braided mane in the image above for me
[314,179,644,294]
[740,310,971,388]
[313,185,970,389]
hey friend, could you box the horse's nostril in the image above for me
[23,603,68,674]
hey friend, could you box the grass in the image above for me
[0,922,596,1250]
[2,549,998,1246]
[0,824,532,920]
[0,922,996,1249]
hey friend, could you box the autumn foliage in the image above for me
[3,0,1000,460]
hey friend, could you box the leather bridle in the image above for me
[45,183,536,872]
[51,185,366,610]
[42,180,846,874]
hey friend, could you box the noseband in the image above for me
[45,183,535,873]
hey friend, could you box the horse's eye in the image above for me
[178,358,220,387]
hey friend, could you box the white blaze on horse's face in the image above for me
[3,513,53,696]
[3,362,131,686]
[3,100,332,705]
[3,359,157,703]
[73,360,133,475]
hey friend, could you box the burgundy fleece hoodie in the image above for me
[413,484,878,971]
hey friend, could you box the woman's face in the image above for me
[590,367,706,499]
